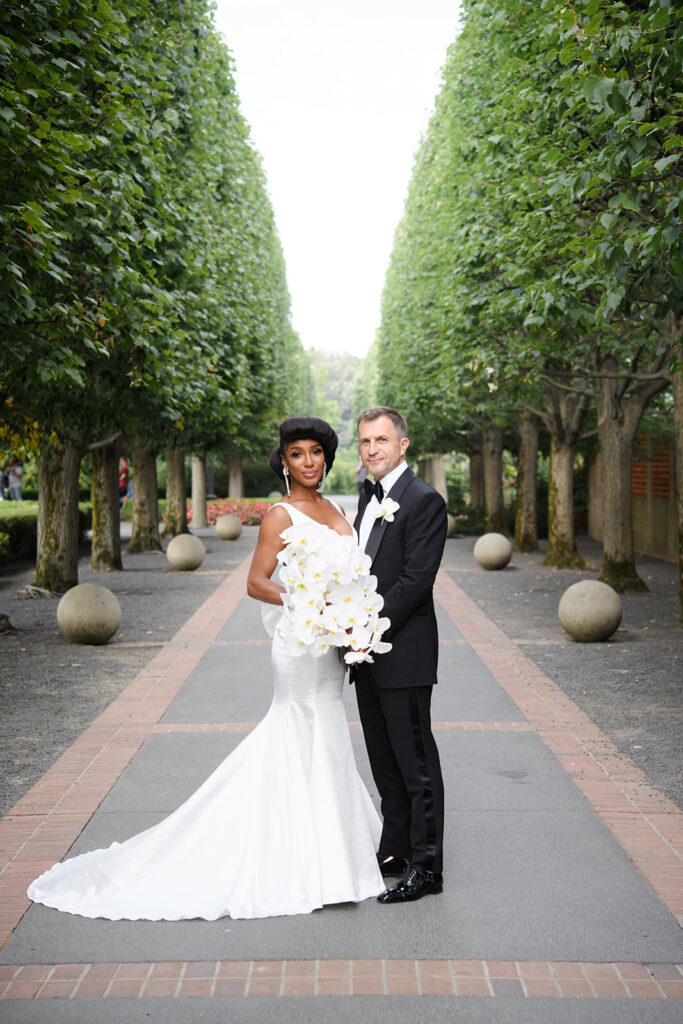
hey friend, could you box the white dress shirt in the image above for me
[358,460,409,552]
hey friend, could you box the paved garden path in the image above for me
[0,512,681,1022]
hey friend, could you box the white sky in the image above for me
[211,0,462,358]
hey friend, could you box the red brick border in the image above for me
[435,570,683,927]
[1,959,681,1000]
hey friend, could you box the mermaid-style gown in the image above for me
[27,504,384,920]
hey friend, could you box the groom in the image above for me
[353,406,447,903]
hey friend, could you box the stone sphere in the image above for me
[473,532,513,570]
[268,490,282,500]
[57,583,121,645]
[166,533,205,571]
[215,514,242,540]
[558,579,622,642]
[446,514,457,538]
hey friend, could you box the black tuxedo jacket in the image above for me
[354,466,447,689]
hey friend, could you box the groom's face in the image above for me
[357,415,409,481]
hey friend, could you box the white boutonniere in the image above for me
[374,497,400,524]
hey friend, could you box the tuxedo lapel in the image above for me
[365,466,415,564]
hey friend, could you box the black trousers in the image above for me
[356,671,444,874]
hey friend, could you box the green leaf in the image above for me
[654,154,678,174]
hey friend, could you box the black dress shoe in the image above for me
[377,865,443,903]
[377,854,409,878]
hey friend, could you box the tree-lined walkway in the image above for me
[0,528,680,1022]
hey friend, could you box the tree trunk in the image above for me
[542,381,590,569]
[127,447,162,553]
[514,413,539,553]
[469,433,484,506]
[228,455,243,499]
[163,447,188,538]
[35,445,82,593]
[544,434,584,568]
[417,459,430,484]
[672,327,683,624]
[483,426,508,534]
[593,347,669,593]
[90,442,122,571]
[429,455,448,505]
[206,455,215,498]
[191,453,207,527]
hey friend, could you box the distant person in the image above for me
[0,467,5,500]
[355,458,368,495]
[118,459,129,509]
[7,456,22,501]
[122,476,133,511]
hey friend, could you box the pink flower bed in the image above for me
[185,498,274,526]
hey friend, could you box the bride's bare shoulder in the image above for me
[263,502,291,522]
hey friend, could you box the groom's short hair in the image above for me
[357,406,408,439]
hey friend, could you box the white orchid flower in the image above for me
[373,497,400,524]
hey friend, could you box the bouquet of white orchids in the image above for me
[275,520,392,665]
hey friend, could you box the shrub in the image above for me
[0,504,38,563]
[183,497,273,526]
[0,502,92,564]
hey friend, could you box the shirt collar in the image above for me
[374,459,408,497]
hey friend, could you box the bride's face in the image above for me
[282,439,325,489]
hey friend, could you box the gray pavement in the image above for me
[3,998,683,1024]
[0,505,681,1021]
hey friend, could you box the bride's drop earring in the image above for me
[317,463,327,493]
[283,466,291,496]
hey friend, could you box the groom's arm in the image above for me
[380,489,447,640]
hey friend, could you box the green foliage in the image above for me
[377,0,680,453]
[0,0,301,466]
[0,507,37,563]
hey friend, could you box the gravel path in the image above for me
[1,520,681,816]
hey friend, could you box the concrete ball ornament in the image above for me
[57,583,121,645]
[166,533,205,571]
[558,579,622,642]
[473,532,513,570]
[215,514,242,540]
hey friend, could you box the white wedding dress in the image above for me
[27,504,384,920]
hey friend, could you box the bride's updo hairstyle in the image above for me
[269,416,338,481]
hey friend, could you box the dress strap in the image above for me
[272,501,301,525]
[272,500,348,526]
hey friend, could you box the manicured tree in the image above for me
[1,1,300,580]
[1,1,130,588]
[0,1,200,583]
[515,0,679,589]
[379,0,680,593]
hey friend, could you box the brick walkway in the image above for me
[1,958,681,1000]
[0,548,681,1015]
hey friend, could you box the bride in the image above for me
[27,416,385,921]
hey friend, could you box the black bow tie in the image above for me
[364,478,384,502]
